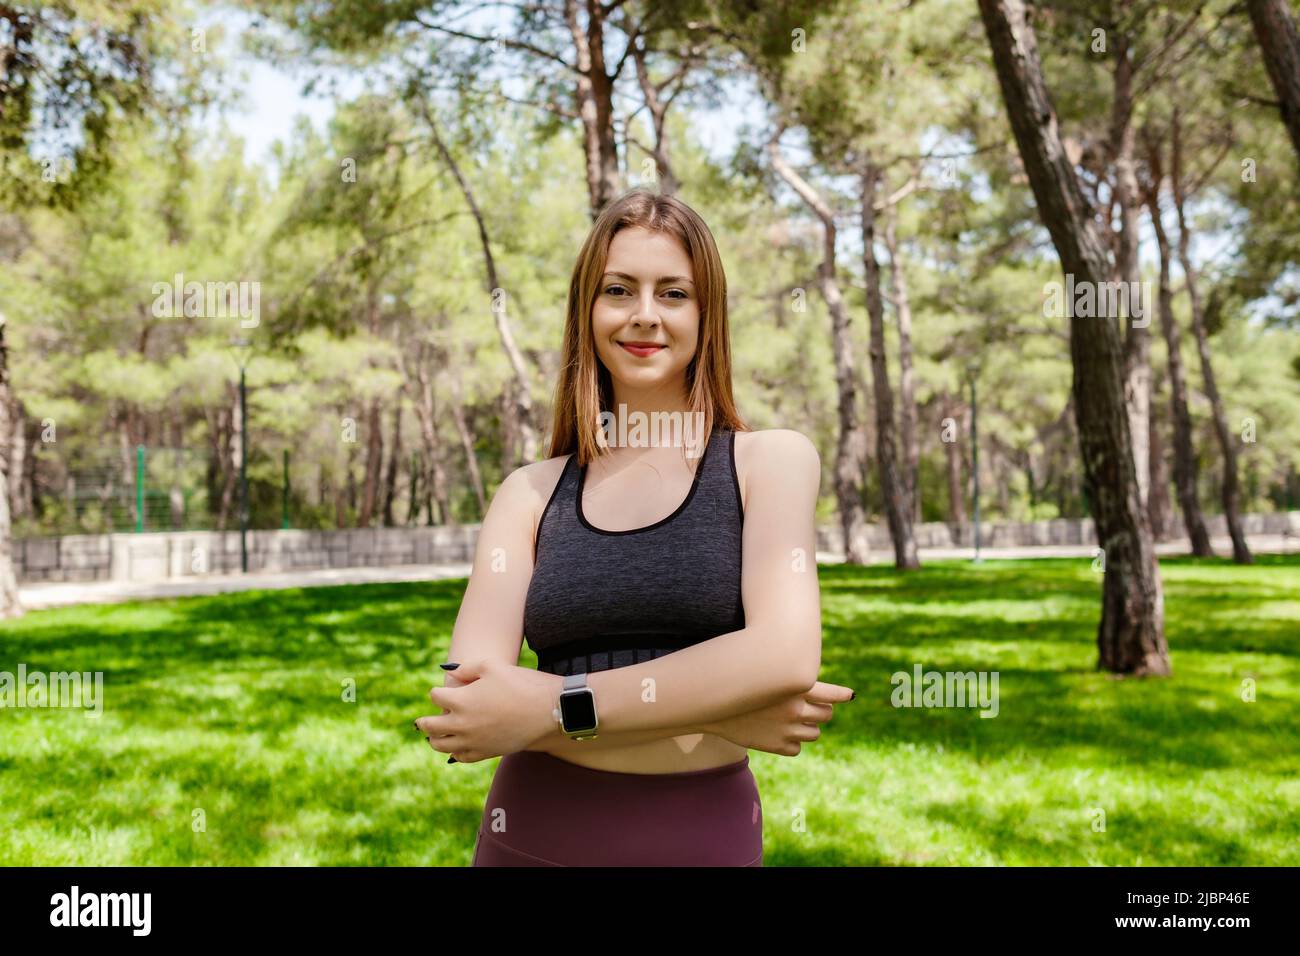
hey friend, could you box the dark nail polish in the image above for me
[440,663,460,670]
[849,691,856,700]
[447,756,458,763]
[412,720,420,730]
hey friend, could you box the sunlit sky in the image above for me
[211,7,764,174]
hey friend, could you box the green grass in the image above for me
[1,555,1297,865]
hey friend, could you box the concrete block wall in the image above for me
[814,511,1300,554]
[14,512,1299,584]
[14,525,479,584]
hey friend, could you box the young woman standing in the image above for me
[414,189,854,866]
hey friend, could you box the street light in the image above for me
[966,359,983,564]
[230,336,254,573]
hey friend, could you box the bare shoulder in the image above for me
[498,453,574,543]
[733,428,820,510]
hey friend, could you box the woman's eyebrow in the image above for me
[604,271,695,285]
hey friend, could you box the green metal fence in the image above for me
[13,445,293,536]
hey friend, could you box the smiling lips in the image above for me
[619,341,666,357]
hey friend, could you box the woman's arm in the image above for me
[434,429,822,754]
[436,458,711,751]
[559,430,823,739]
[523,723,710,754]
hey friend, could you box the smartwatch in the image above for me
[552,672,599,740]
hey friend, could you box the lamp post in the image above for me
[966,360,982,564]
[231,337,253,573]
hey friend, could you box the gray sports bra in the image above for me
[523,426,746,676]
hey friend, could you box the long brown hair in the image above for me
[545,188,748,465]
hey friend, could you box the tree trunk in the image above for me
[631,37,680,195]
[382,400,403,527]
[993,439,1012,517]
[565,0,621,215]
[335,471,348,529]
[119,414,136,529]
[1143,133,1214,555]
[943,393,967,538]
[1246,0,1300,163]
[0,315,24,617]
[406,452,421,526]
[861,162,920,569]
[418,100,539,467]
[169,411,184,529]
[978,0,1168,675]
[21,413,38,519]
[446,371,487,518]
[883,202,921,524]
[766,135,871,564]
[217,398,238,533]
[1171,109,1252,564]
[1023,447,1038,511]
[7,397,27,523]
[358,279,384,528]
[428,415,452,528]
[358,397,383,527]
[1146,365,1174,541]
[1111,28,1151,511]
[410,354,454,527]
[205,407,221,528]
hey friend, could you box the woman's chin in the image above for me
[612,370,676,388]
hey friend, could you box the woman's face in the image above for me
[591,225,700,394]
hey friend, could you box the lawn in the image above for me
[1,555,1296,865]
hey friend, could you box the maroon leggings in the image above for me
[471,750,763,867]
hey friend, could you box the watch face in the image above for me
[559,689,597,732]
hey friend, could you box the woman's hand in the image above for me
[415,658,562,763]
[702,680,854,756]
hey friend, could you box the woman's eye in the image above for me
[605,285,628,296]
[664,289,688,299]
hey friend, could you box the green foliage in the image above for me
[0,1,213,210]
[2,0,1297,537]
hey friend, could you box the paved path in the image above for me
[19,563,474,610]
[16,534,1296,611]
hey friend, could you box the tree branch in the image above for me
[413,13,578,74]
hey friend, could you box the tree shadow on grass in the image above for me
[3,556,1296,864]
[813,557,1299,771]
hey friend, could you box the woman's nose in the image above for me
[632,291,658,323]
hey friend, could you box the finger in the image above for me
[413,714,458,736]
[790,723,821,742]
[428,684,466,710]
[804,682,855,704]
[425,735,463,754]
[442,664,482,688]
[447,659,486,681]
[800,702,835,724]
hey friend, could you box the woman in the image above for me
[414,188,854,867]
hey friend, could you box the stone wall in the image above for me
[14,511,1299,584]
[15,527,479,584]
[814,511,1300,552]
